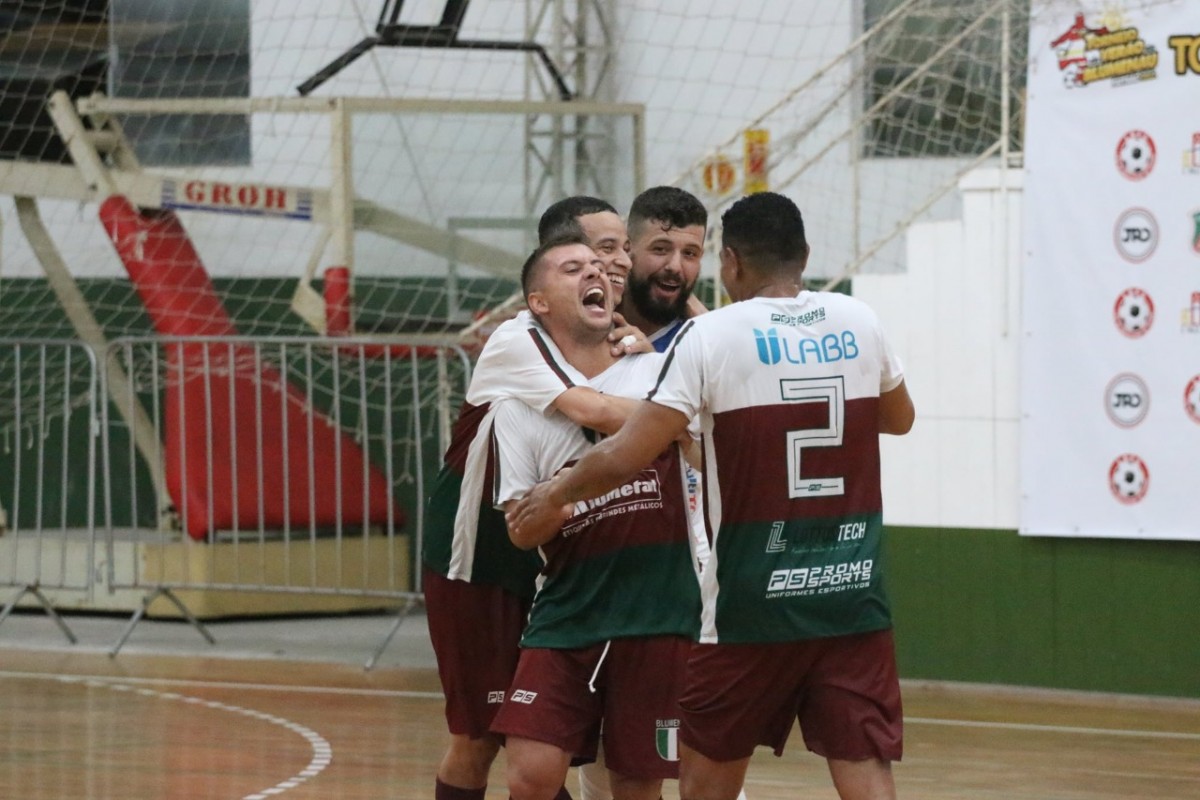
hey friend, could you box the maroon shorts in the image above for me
[678,629,902,763]
[424,567,531,738]
[490,636,692,780]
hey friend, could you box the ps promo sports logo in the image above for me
[509,690,538,704]
[1105,373,1149,427]
[487,691,505,704]
[1108,453,1149,504]
[1184,375,1200,424]
[1113,287,1155,337]
[1113,208,1158,262]
[1116,130,1156,179]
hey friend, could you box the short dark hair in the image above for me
[537,196,619,244]
[720,192,808,273]
[520,233,591,298]
[627,186,707,237]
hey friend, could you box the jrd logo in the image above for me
[1113,208,1157,262]
[1104,373,1149,428]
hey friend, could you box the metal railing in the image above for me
[0,336,471,665]
[0,339,100,643]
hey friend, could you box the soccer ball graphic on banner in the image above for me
[1113,287,1155,337]
[1116,130,1156,180]
[1108,454,1149,504]
[1185,376,1200,425]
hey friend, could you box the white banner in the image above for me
[1021,0,1200,539]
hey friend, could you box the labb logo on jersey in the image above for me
[753,328,859,366]
[655,719,680,761]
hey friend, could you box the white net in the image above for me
[0,0,1029,331]
[0,0,1028,532]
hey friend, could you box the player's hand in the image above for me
[609,313,652,356]
[506,477,575,549]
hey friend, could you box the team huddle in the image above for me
[422,187,915,800]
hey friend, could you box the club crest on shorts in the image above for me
[656,719,680,761]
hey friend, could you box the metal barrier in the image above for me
[0,339,101,643]
[100,335,470,662]
[0,335,471,665]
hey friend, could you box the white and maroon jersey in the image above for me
[493,353,700,648]
[423,311,586,594]
[649,290,905,644]
[466,310,586,411]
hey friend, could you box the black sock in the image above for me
[435,778,486,800]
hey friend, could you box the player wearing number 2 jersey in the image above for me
[506,191,915,800]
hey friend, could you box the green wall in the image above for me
[884,526,1200,699]
[6,277,1198,699]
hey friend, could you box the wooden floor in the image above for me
[2,649,1199,799]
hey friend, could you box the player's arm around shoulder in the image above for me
[551,387,639,436]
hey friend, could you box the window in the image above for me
[110,0,250,166]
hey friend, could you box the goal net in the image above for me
[0,0,1027,535]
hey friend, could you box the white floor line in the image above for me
[0,669,443,699]
[57,675,333,800]
[907,716,1200,741]
[6,671,1198,743]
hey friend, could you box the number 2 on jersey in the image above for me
[781,376,846,498]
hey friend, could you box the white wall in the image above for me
[855,167,1023,530]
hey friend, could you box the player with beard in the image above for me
[570,187,746,800]
[620,186,709,353]
[507,192,915,800]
